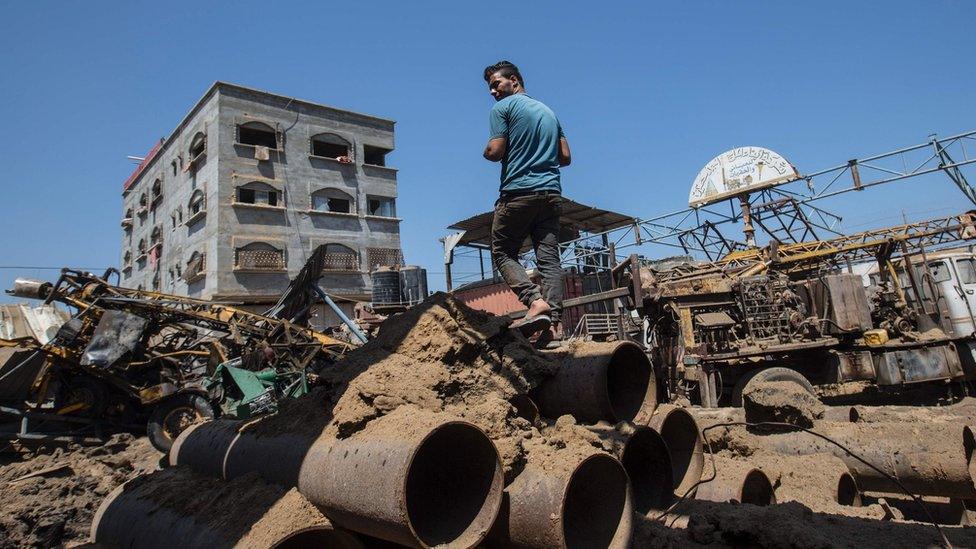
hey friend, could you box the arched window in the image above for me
[235,182,281,207]
[122,208,134,231]
[187,132,207,173]
[138,193,148,210]
[189,132,206,161]
[310,133,352,162]
[237,121,278,149]
[150,225,162,244]
[311,188,354,213]
[188,189,206,216]
[151,179,162,199]
[185,251,206,282]
[235,242,286,271]
[138,238,147,254]
[321,243,359,271]
[123,250,132,267]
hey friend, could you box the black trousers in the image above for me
[490,193,563,323]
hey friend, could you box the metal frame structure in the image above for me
[443,130,976,289]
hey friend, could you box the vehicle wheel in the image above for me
[147,394,215,452]
[731,367,815,406]
[55,376,108,418]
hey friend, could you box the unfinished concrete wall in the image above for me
[120,82,402,306]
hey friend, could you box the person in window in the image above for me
[482,60,571,337]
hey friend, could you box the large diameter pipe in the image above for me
[848,403,976,424]
[91,468,365,549]
[741,422,976,499]
[586,423,674,513]
[695,455,776,506]
[647,404,705,497]
[758,454,861,508]
[537,341,656,423]
[300,412,504,548]
[172,410,504,548]
[490,449,633,549]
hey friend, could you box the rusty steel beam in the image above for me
[645,404,705,498]
[91,468,366,549]
[490,449,633,549]
[537,341,656,424]
[696,455,776,506]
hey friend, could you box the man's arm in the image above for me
[558,137,571,166]
[484,137,507,162]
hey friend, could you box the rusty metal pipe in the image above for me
[756,453,861,508]
[586,423,674,513]
[848,403,976,424]
[696,455,776,506]
[490,449,633,549]
[537,341,656,423]
[173,411,504,548]
[734,422,976,499]
[647,404,705,497]
[9,278,52,300]
[169,419,244,478]
[300,411,504,548]
[91,468,366,549]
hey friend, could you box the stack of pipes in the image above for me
[90,341,666,548]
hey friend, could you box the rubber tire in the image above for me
[731,367,815,406]
[147,394,215,453]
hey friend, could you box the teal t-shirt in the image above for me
[489,94,564,193]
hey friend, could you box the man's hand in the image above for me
[484,137,507,162]
[558,137,571,166]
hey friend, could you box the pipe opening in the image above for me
[836,472,861,507]
[563,454,629,549]
[606,343,655,422]
[740,470,776,506]
[509,394,540,425]
[272,526,363,549]
[621,427,674,513]
[405,423,502,547]
[849,407,860,423]
[657,409,704,494]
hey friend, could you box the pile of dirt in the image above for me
[0,433,158,547]
[309,292,567,479]
[743,381,825,428]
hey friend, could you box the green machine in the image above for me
[208,358,311,419]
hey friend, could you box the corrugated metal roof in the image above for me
[447,198,636,249]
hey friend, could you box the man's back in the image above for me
[490,94,564,193]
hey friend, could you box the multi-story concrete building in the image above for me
[120,82,402,324]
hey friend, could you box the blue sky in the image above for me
[1,1,974,301]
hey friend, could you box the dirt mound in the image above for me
[0,433,158,547]
[308,292,564,479]
[744,381,825,428]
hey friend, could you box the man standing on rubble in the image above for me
[482,60,571,336]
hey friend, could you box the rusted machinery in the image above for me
[607,212,976,406]
[0,252,354,450]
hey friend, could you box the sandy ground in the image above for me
[0,433,159,547]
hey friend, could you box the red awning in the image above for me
[122,139,164,192]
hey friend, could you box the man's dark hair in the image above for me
[483,60,524,86]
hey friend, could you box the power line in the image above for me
[0,266,113,271]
